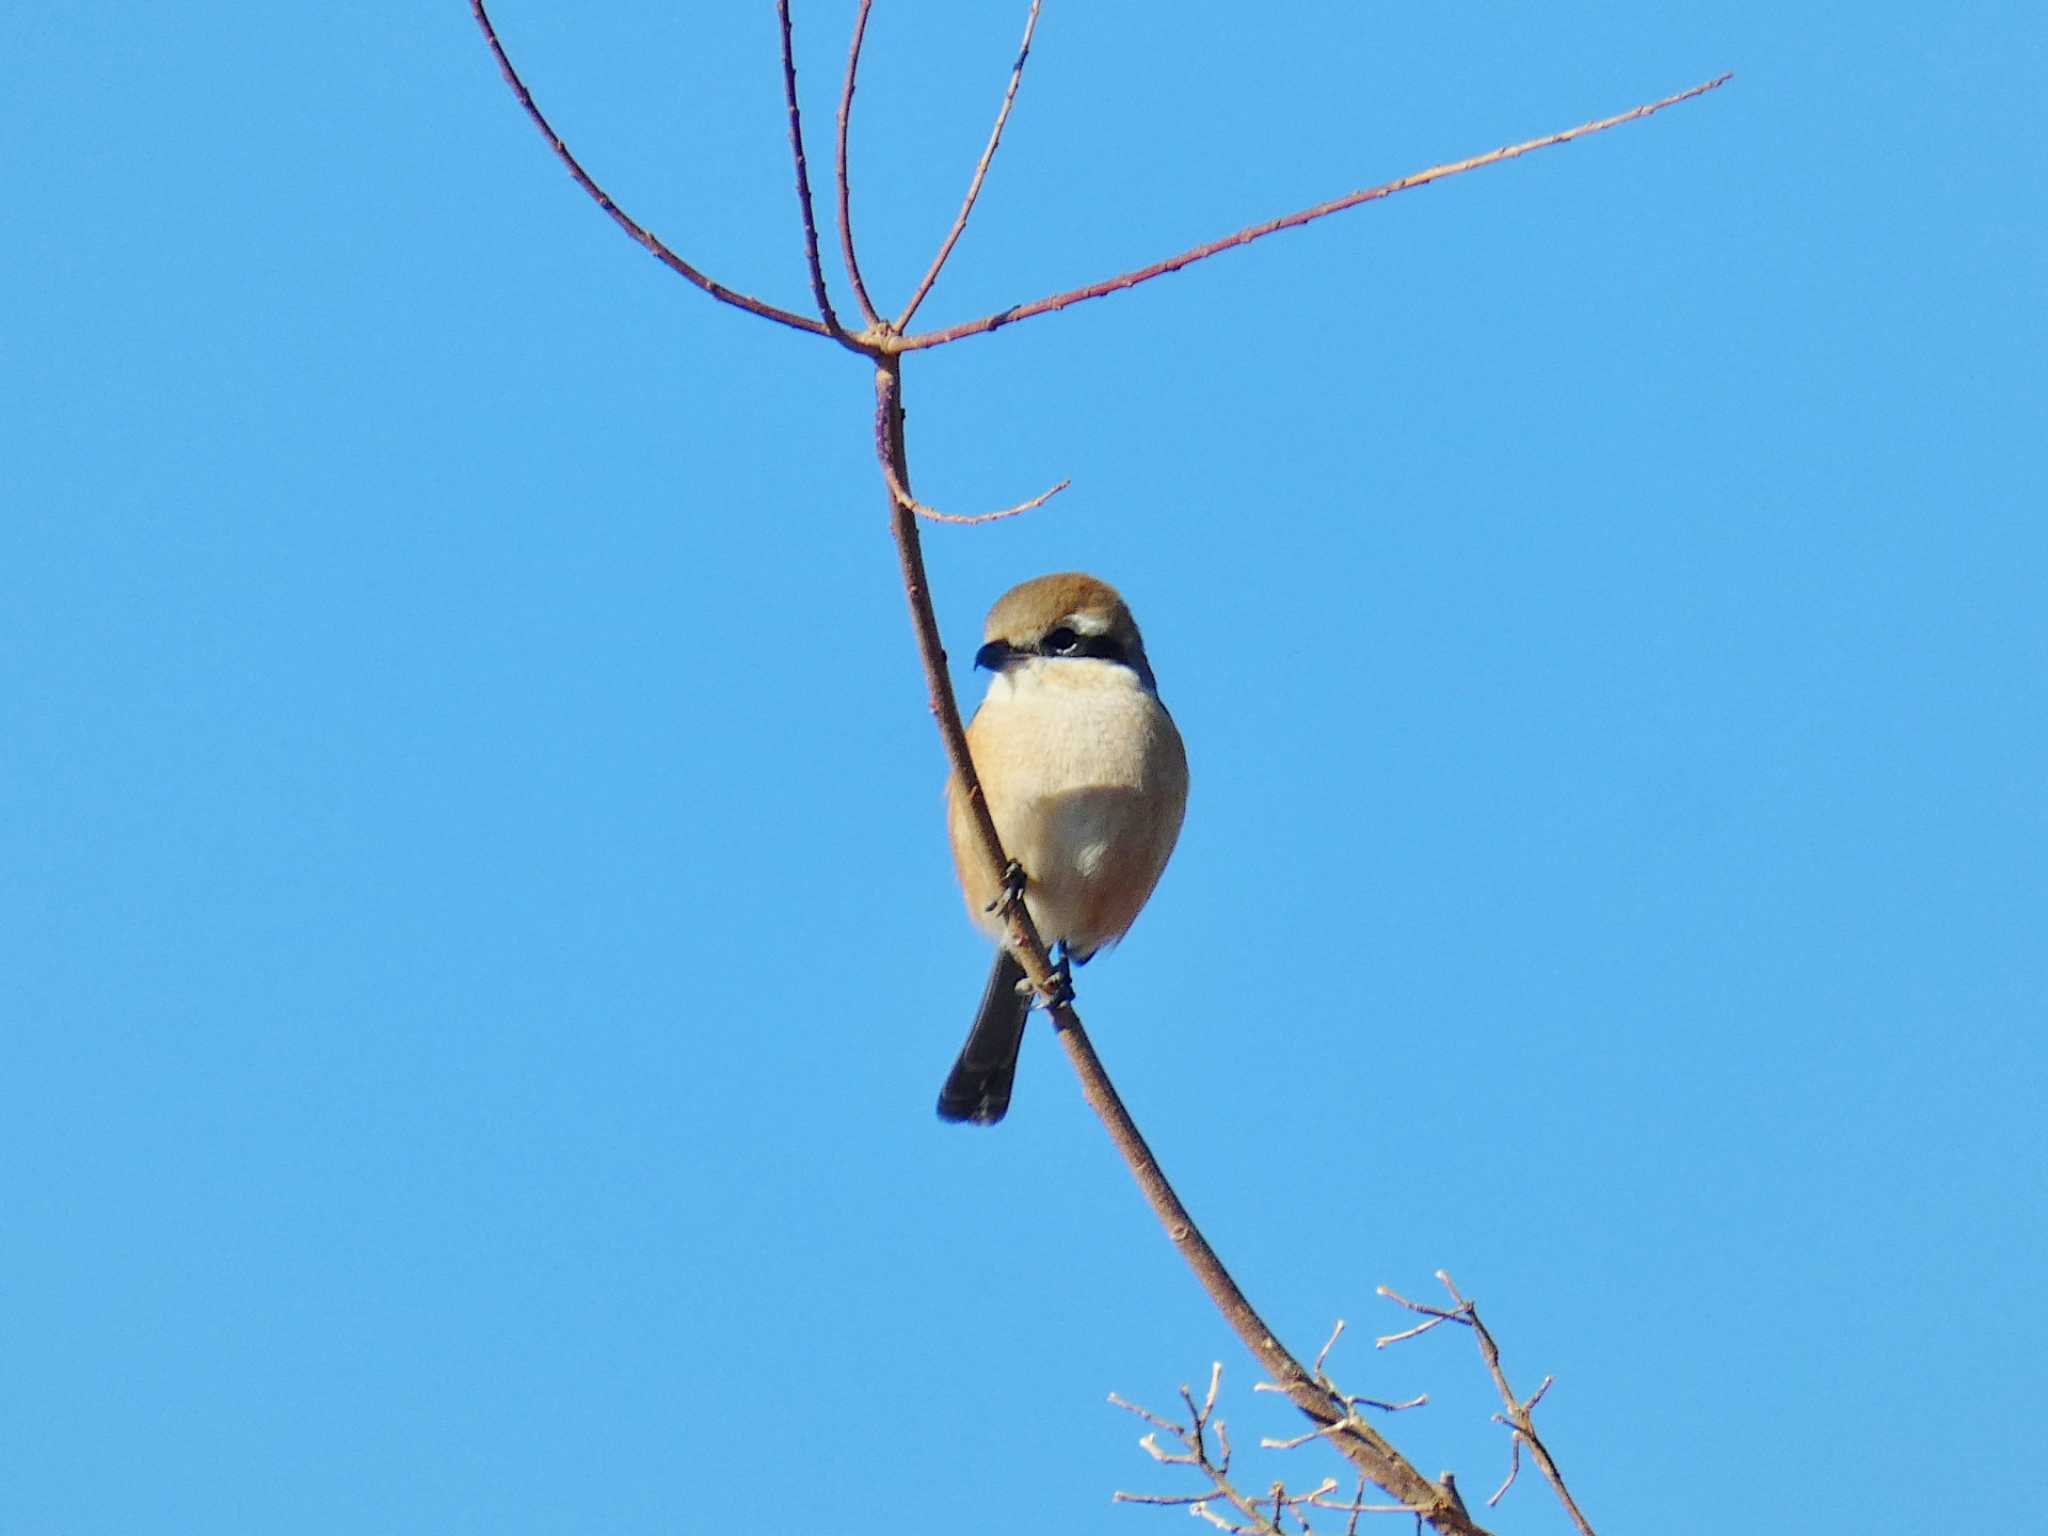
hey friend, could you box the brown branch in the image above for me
[1434,1273,1595,1536]
[835,0,885,329]
[477,12,1722,1526]
[775,0,845,335]
[1374,1287,1463,1347]
[1379,1274,1594,1535]
[1114,1372,1424,1532]
[878,358,1053,1004]
[871,388,1069,524]
[881,368,1488,1529]
[1487,1433,1523,1509]
[1312,1320,1346,1379]
[468,0,836,341]
[1109,1375,1290,1536]
[897,72,1733,351]
[894,0,1045,331]
[1054,1013,1482,1530]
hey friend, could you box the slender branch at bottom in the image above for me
[876,358,1492,1536]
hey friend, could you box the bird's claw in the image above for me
[984,859,1028,916]
[1044,944,1077,1012]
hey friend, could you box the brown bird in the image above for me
[939,573,1188,1124]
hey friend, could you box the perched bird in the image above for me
[938,573,1188,1125]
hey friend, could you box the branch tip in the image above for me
[468,0,833,340]
[900,71,1733,351]
[834,0,884,328]
[897,0,1046,329]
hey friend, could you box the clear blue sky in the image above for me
[5,4,2042,1533]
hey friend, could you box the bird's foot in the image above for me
[1044,943,1077,1012]
[984,859,1028,916]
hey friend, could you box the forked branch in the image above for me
[472,12,1728,1530]
[469,0,834,340]
[896,0,1046,331]
[476,0,1726,368]
[1111,1365,1431,1534]
[1379,1273,1595,1534]
[897,71,1733,351]
[873,359,1066,524]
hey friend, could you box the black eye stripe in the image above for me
[1039,626,1127,664]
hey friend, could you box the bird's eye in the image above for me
[1043,626,1081,655]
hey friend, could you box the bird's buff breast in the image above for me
[948,661,1188,957]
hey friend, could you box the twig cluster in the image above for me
[1376,1273,1594,1535]
[1111,1364,1415,1536]
[1115,1286,1588,1534]
[469,10,1724,1534]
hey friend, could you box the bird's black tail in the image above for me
[937,950,1032,1125]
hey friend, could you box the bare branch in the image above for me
[1343,1475,1370,1536]
[1051,1006,1481,1530]
[1429,1273,1596,1536]
[1261,1421,1350,1453]
[883,357,1485,1530]
[1116,1372,1435,1532]
[898,72,1733,351]
[1140,1431,1196,1467]
[1486,1433,1522,1509]
[871,379,1067,523]
[895,0,1045,330]
[469,0,836,341]
[878,355,1064,1021]
[775,0,845,335]
[889,467,1070,526]
[1114,1377,1331,1536]
[1110,1392,1187,1437]
[835,0,885,328]
[477,12,1725,1530]
[1346,1393,1428,1415]
[1313,1320,1346,1379]
[1374,1311,1460,1348]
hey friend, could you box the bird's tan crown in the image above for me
[984,572,1140,648]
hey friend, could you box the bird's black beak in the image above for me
[974,640,1013,672]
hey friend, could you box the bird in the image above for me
[938,573,1188,1125]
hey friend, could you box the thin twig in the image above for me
[895,0,1045,330]
[1141,1431,1195,1467]
[835,0,885,328]
[469,0,837,342]
[1115,1378,1335,1536]
[1347,1393,1429,1414]
[898,72,1733,351]
[1262,1422,1350,1452]
[1486,1433,1523,1508]
[775,0,844,334]
[1375,1315,1458,1348]
[1109,1393,1184,1436]
[1109,1392,1187,1438]
[1313,1320,1346,1379]
[1432,1273,1595,1536]
[871,384,1067,523]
